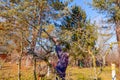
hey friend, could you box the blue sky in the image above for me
[72,0,104,23]
[72,0,117,47]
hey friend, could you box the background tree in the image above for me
[59,6,97,66]
[92,0,120,68]
[0,21,29,80]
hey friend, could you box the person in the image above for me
[53,37,69,80]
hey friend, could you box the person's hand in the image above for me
[53,37,57,42]
[66,53,69,57]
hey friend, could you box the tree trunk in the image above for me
[74,58,77,66]
[18,57,21,80]
[33,57,37,80]
[116,20,120,70]
[77,59,80,67]
[92,54,97,79]
[116,21,120,51]
[88,50,97,79]
[103,56,106,67]
[18,31,23,80]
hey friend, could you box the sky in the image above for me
[72,0,104,22]
[72,0,118,51]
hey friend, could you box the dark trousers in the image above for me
[56,66,66,80]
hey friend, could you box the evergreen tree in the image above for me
[60,6,97,66]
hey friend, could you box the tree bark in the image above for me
[115,21,120,80]
[18,57,21,80]
[18,31,23,80]
[74,58,77,66]
[91,53,97,79]
[115,20,120,69]
[33,57,37,80]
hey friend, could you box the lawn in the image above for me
[0,62,119,80]
[66,66,111,80]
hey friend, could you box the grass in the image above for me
[66,66,112,80]
[0,62,120,80]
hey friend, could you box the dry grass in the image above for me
[0,62,120,80]
[66,66,111,80]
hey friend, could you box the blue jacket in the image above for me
[55,45,69,75]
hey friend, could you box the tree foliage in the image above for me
[92,0,120,23]
[59,6,97,65]
[0,0,72,54]
[0,1,72,79]
[92,0,120,66]
[92,0,120,74]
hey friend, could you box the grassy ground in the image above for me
[0,62,119,80]
[67,66,111,80]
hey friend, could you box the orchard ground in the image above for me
[0,62,120,80]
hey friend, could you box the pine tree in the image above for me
[60,6,97,66]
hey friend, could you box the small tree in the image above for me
[92,0,120,68]
[0,0,72,79]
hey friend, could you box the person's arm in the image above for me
[52,37,62,59]
[43,32,62,59]
[42,29,62,58]
[55,45,62,59]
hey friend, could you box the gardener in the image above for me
[53,38,69,80]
